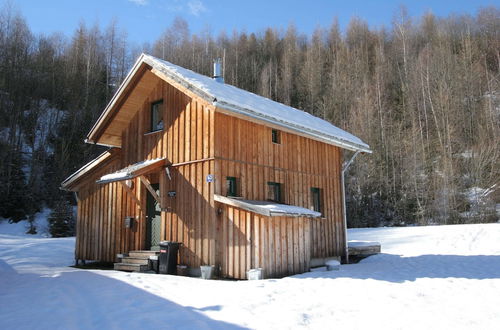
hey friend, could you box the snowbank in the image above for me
[0,208,51,237]
[1,223,499,329]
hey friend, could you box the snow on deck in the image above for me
[1,223,499,329]
[348,240,381,247]
[143,54,371,153]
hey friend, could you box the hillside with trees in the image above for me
[0,3,498,227]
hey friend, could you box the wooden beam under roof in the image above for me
[139,175,161,205]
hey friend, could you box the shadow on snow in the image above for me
[0,260,246,330]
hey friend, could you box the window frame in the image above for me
[271,129,281,144]
[150,99,164,132]
[226,176,238,197]
[267,182,282,203]
[311,187,322,213]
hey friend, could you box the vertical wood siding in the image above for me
[74,70,345,279]
[213,112,345,278]
[76,152,145,262]
[217,206,312,279]
[75,73,217,267]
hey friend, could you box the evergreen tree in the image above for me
[0,143,28,222]
[48,198,75,237]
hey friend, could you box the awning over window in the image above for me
[96,158,167,184]
[214,194,321,218]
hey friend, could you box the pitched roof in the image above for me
[60,150,116,191]
[87,53,371,153]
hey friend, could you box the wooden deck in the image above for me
[348,241,381,261]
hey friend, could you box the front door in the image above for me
[146,183,161,251]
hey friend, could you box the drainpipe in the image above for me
[342,150,360,264]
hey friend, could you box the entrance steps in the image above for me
[114,250,159,272]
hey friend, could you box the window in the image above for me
[271,129,281,144]
[267,182,282,203]
[311,187,322,213]
[150,100,164,132]
[226,177,238,197]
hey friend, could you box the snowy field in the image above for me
[1,221,499,330]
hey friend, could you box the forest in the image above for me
[0,3,498,228]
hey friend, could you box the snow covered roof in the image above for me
[143,54,371,153]
[214,194,322,218]
[96,158,167,184]
[87,53,371,153]
[61,150,116,191]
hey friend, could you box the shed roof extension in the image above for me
[214,195,322,218]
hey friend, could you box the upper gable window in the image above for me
[151,100,164,132]
[272,129,281,144]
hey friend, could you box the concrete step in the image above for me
[121,257,150,265]
[128,250,160,258]
[114,263,150,272]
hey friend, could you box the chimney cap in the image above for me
[213,58,224,83]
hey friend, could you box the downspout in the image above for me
[342,150,360,264]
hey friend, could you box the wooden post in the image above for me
[341,151,360,264]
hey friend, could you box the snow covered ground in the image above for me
[1,223,499,329]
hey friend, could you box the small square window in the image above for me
[311,187,322,213]
[151,100,164,132]
[267,182,282,203]
[272,129,281,144]
[226,177,237,197]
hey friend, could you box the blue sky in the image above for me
[9,0,500,44]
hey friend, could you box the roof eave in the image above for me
[213,100,372,153]
[86,53,149,146]
[60,150,116,191]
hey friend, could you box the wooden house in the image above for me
[61,54,371,279]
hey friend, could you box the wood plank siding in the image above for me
[75,73,217,268]
[71,68,345,279]
[213,113,345,278]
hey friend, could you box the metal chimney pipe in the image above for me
[213,58,224,83]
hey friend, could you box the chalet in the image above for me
[61,54,371,279]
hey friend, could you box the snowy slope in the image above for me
[0,208,51,237]
[1,224,499,329]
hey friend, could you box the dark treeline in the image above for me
[0,3,498,227]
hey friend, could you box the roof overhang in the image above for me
[61,149,118,191]
[86,55,157,147]
[96,158,167,184]
[214,194,322,218]
[213,102,372,153]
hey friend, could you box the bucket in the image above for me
[325,259,340,271]
[200,265,214,279]
[247,268,263,280]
